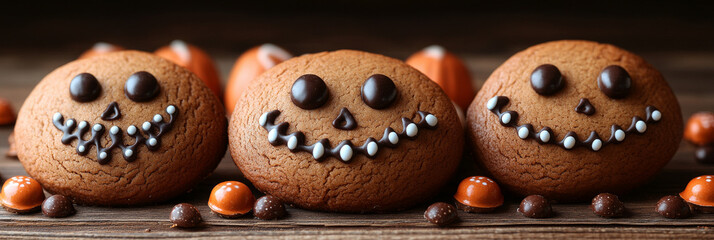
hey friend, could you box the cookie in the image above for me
[14,51,226,205]
[229,50,463,212]
[467,40,682,201]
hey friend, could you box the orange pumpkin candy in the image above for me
[155,40,223,100]
[406,45,476,110]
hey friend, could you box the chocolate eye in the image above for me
[69,73,102,102]
[125,71,160,102]
[598,65,632,99]
[361,74,398,109]
[530,64,564,96]
[291,74,329,110]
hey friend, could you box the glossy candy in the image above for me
[424,202,458,226]
[656,195,691,219]
[208,181,255,218]
[591,193,626,218]
[518,195,553,218]
[453,176,503,213]
[170,203,203,228]
[597,65,632,99]
[0,176,45,213]
[680,175,714,213]
[253,195,286,220]
[684,112,714,146]
[42,195,76,218]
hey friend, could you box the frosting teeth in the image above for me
[124,149,134,157]
[77,145,86,153]
[487,97,498,110]
[501,112,512,124]
[652,110,662,121]
[259,112,269,126]
[142,122,151,131]
[636,120,647,133]
[166,105,176,114]
[563,136,576,149]
[518,127,529,139]
[615,129,626,142]
[127,125,137,135]
[539,130,551,143]
[66,119,75,127]
[592,139,603,151]
[388,132,399,144]
[339,145,353,161]
[99,151,107,160]
[367,141,378,156]
[92,124,103,132]
[268,129,278,143]
[110,126,119,135]
[78,121,88,129]
[287,136,298,150]
[406,123,418,137]
[313,143,325,159]
[148,138,158,146]
[53,113,62,122]
[425,114,438,127]
[153,114,163,122]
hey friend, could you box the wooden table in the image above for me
[1,50,713,239]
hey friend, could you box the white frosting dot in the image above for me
[367,142,378,156]
[148,138,158,146]
[93,124,103,132]
[388,132,399,144]
[166,105,176,114]
[153,114,163,122]
[636,120,647,133]
[518,127,529,139]
[563,136,576,149]
[539,130,551,143]
[110,126,119,135]
[127,125,137,135]
[142,122,152,131]
[406,123,418,137]
[339,145,353,162]
[501,113,512,124]
[99,152,107,159]
[313,143,325,159]
[487,97,498,110]
[78,121,88,129]
[259,112,268,126]
[66,119,75,127]
[53,113,62,121]
[592,139,603,151]
[77,145,86,153]
[652,110,662,121]
[287,136,298,150]
[268,129,278,143]
[615,129,626,142]
[425,114,438,127]
[124,149,134,157]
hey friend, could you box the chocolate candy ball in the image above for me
[42,195,76,218]
[656,195,692,219]
[170,203,202,228]
[591,193,625,218]
[253,195,286,220]
[518,195,553,218]
[424,202,458,227]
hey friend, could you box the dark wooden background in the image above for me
[1,1,714,239]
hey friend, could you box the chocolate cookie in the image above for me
[229,50,463,212]
[14,51,226,205]
[467,40,682,201]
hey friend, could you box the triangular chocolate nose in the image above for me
[332,108,357,130]
[101,102,122,121]
[575,98,596,116]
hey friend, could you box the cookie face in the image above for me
[229,50,463,212]
[15,51,226,205]
[467,40,683,201]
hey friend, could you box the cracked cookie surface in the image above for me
[467,40,682,202]
[229,50,463,212]
[15,51,227,206]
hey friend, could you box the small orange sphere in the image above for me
[155,40,223,100]
[208,181,255,218]
[0,97,16,125]
[684,112,714,146]
[680,175,714,210]
[0,176,45,213]
[406,45,475,110]
[78,42,124,59]
[224,43,292,114]
[454,176,503,212]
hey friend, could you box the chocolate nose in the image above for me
[575,98,595,115]
[332,108,357,130]
[101,102,122,121]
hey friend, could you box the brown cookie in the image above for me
[14,51,227,205]
[467,40,682,201]
[229,50,463,212]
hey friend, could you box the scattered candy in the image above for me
[42,195,76,218]
[406,45,475,110]
[656,195,691,219]
[253,195,286,220]
[0,176,45,214]
[680,175,714,213]
[0,98,16,125]
[684,112,714,146]
[424,202,458,227]
[453,176,503,213]
[591,193,626,218]
[518,195,553,218]
[170,203,203,228]
[208,181,255,218]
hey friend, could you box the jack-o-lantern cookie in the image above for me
[14,51,227,205]
[229,50,463,212]
[467,40,682,201]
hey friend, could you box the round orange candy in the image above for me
[454,176,503,212]
[680,175,714,210]
[208,181,255,218]
[224,43,292,114]
[684,112,714,146]
[78,42,124,59]
[0,176,45,213]
[406,45,475,110]
[155,40,223,100]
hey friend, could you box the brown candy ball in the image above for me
[424,202,458,227]
[42,195,76,218]
[518,195,553,218]
[253,195,286,220]
[170,203,203,228]
[591,193,626,218]
[656,195,692,219]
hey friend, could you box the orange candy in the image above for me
[208,181,255,218]
[684,112,714,146]
[406,45,476,110]
[0,97,15,125]
[680,175,714,211]
[224,43,292,114]
[78,42,124,59]
[155,40,223,100]
[0,176,45,213]
[454,176,503,212]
